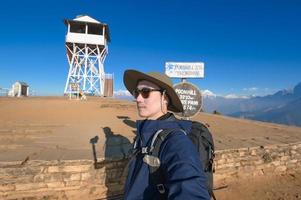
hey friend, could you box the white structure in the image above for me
[8,81,29,97]
[0,87,9,96]
[64,15,110,96]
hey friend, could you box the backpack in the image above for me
[142,121,216,200]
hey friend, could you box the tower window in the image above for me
[70,24,86,33]
[88,25,103,35]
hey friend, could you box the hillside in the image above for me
[232,98,301,126]
[204,82,301,127]
[1,96,301,162]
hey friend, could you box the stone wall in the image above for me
[214,142,301,182]
[0,159,128,200]
[1,142,301,199]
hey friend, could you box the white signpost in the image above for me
[165,62,205,118]
[165,62,204,78]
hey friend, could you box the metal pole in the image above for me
[180,78,190,121]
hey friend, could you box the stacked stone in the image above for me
[1,142,301,199]
[214,142,301,183]
[0,159,128,199]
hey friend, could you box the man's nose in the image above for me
[135,93,143,102]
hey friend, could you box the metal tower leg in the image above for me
[64,43,107,96]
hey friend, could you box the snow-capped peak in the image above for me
[202,90,217,98]
[224,94,250,99]
[113,89,131,96]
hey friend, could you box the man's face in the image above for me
[135,80,164,120]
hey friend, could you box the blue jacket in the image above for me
[124,117,210,200]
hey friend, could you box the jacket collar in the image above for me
[136,115,192,147]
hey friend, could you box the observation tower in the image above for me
[64,15,110,96]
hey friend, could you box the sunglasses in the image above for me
[132,88,163,99]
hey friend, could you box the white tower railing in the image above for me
[64,15,110,96]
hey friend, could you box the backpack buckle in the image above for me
[157,184,165,194]
[141,147,149,154]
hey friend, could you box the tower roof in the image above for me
[73,15,101,24]
[15,81,29,86]
[64,15,111,42]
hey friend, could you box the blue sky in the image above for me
[0,0,300,96]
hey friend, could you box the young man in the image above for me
[123,69,210,200]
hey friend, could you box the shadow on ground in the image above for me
[89,116,137,199]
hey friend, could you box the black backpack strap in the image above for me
[127,136,141,159]
[147,129,186,199]
[209,189,217,200]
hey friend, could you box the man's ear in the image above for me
[162,90,169,104]
[163,95,169,104]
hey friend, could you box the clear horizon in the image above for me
[0,0,300,97]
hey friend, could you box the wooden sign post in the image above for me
[165,62,204,119]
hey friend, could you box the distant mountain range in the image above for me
[113,90,133,100]
[203,82,301,127]
[113,83,301,127]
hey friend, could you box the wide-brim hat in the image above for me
[123,69,183,113]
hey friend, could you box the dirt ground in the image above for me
[214,172,301,200]
[1,96,301,199]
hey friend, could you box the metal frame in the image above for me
[64,43,108,96]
